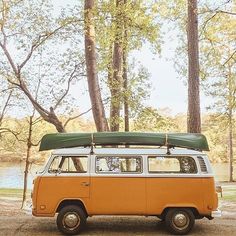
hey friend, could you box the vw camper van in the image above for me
[32,132,221,235]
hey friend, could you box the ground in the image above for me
[0,184,236,236]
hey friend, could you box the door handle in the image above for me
[81,182,90,186]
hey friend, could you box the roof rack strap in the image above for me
[165,133,168,146]
[90,133,95,154]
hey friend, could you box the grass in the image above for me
[221,186,236,202]
[0,188,30,198]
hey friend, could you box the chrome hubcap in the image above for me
[173,213,188,228]
[63,213,80,229]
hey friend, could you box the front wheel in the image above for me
[165,208,195,235]
[56,205,86,235]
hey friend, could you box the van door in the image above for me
[36,156,90,215]
[90,156,146,215]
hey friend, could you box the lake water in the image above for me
[0,162,235,189]
[0,162,46,189]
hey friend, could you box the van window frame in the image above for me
[95,155,143,174]
[147,155,198,175]
[47,155,89,175]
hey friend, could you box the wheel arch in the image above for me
[56,199,88,217]
[160,206,201,219]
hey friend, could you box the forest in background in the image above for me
[0,110,235,165]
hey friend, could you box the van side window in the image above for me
[148,156,197,174]
[48,156,87,173]
[96,156,142,173]
[60,157,88,173]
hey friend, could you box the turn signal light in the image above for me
[40,205,46,210]
[207,205,213,210]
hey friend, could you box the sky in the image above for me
[133,44,188,115]
[133,41,212,115]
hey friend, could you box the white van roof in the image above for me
[52,147,205,156]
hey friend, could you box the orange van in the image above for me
[32,147,221,235]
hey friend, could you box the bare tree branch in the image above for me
[0,127,25,142]
[199,12,218,38]
[63,108,92,128]
[32,116,43,125]
[199,0,234,37]
[18,19,83,71]
[18,80,50,115]
[31,139,41,147]
[53,64,79,110]
[223,49,236,66]
[32,72,42,117]
[0,90,13,126]
[63,96,110,129]
[217,10,236,16]
[0,86,17,93]
[0,0,23,14]
[0,42,19,75]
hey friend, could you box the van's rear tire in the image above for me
[165,208,195,235]
[57,205,86,235]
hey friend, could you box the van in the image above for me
[32,132,221,235]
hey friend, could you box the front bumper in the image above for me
[211,209,222,218]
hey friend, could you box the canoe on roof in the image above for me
[39,132,209,151]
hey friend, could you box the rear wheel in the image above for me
[56,205,86,235]
[165,208,195,235]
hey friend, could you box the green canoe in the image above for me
[39,132,209,151]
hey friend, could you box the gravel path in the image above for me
[0,214,236,236]
[0,198,236,235]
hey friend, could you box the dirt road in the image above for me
[0,198,236,235]
[1,214,236,236]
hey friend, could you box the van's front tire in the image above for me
[57,205,86,235]
[165,208,195,235]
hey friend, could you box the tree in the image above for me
[109,0,124,131]
[0,89,12,128]
[133,107,178,132]
[96,0,161,131]
[21,77,42,208]
[187,0,201,133]
[200,4,236,181]
[0,0,85,133]
[84,0,110,132]
[123,0,129,131]
[21,115,39,208]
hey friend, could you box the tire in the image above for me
[56,205,87,235]
[165,208,195,235]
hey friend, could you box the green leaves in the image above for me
[133,106,178,132]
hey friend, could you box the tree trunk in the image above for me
[228,112,234,182]
[21,116,33,209]
[110,0,124,131]
[22,86,65,132]
[84,0,109,132]
[123,53,129,132]
[228,70,234,182]
[123,0,129,132]
[187,0,201,133]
